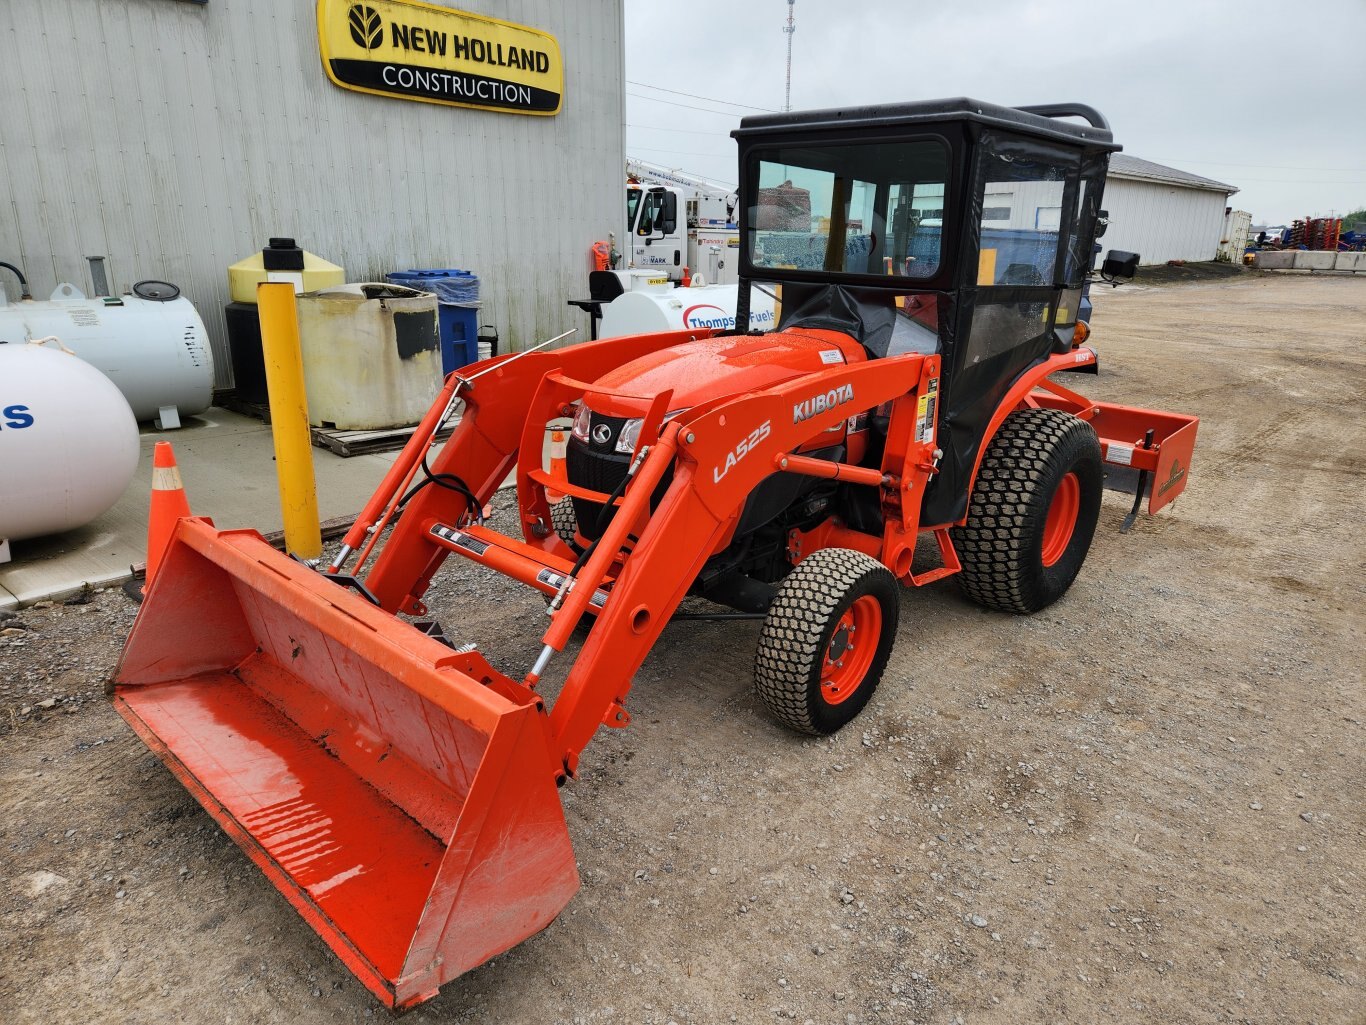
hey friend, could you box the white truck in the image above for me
[625,159,741,285]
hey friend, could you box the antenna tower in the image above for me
[783,0,796,112]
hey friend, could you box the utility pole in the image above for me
[783,0,796,112]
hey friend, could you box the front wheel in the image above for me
[952,408,1103,614]
[754,548,900,735]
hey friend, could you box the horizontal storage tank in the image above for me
[296,283,443,430]
[598,282,777,338]
[0,341,139,555]
[0,281,213,426]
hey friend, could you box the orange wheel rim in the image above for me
[1041,471,1080,567]
[820,595,881,706]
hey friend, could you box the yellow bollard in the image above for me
[257,282,322,559]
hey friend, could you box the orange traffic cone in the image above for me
[144,441,191,591]
[546,429,568,503]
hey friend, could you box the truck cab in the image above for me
[626,182,685,275]
[625,166,742,285]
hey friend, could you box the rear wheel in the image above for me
[952,408,1102,614]
[754,548,899,735]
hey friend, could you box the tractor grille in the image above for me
[566,412,672,541]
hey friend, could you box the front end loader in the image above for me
[113,98,1197,1007]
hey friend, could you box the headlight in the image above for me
[571,403,592,442]
[615,409,687,454]
[615,417,643,454]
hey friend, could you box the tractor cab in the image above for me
[732,98,1128,523]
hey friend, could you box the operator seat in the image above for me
[777,282,941,360]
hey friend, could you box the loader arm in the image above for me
[362,327,720,612]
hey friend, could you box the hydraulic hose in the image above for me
[0,261,32,300]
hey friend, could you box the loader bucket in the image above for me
[112,518,579,1009]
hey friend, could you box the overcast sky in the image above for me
[624,0,1366,226]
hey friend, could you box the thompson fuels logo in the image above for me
[319,0,564,115]
[348,5,383,49]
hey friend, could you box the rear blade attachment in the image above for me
[1035,394,1198,522]
[112,518,578,1008]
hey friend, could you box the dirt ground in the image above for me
[2,272,1362,1025]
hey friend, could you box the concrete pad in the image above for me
[0,409,402,608]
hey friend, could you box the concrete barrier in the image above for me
[1294,252,1338,271]
[1253,250,1364,272]
[1255,251,1296,269]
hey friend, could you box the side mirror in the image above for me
[1095,209,1109,239]
[1101,250,1139,281]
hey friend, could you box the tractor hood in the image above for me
[586,327,865,413]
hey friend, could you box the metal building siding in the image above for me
[0,0,625,386]
[1098,177,1231,265]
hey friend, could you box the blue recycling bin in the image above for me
[386,269,480,373]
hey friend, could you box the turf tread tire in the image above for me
[951,408,1102,614]
[754,548,899,735]
[550,498,580,552]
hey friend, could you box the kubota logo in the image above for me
[793,383,855,424]
[348,4,383,49]
[1157,457,1188,496]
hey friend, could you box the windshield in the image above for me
[747,139,950,281]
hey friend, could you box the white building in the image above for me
[0,0,625,386]
[1101,155,1239,265]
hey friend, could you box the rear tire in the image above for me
[754,548,899,735]
[952,408,1102,614]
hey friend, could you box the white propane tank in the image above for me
[0,341,140,550]
[0,282,213,426]
[598,282,777,339]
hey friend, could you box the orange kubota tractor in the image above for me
[113,99,1197,1007]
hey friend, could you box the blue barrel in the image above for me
[386,269,480,373]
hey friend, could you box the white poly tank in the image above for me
[0,282,214,425]
[295,283,443,431]
[0,341,140,545]
[598,282,777,339]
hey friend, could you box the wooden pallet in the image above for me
[215,392,272,424]
[310,420,458,458]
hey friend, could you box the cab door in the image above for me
[631,186,683,276]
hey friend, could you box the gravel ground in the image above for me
[1,272,1362,1025]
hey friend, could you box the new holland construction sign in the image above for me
[318,0,563,115]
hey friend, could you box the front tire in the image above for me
[754,548,900,735]
[550,498,581,552]
[952,408,1103,614]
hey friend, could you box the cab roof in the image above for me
[732,97,1120,154]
